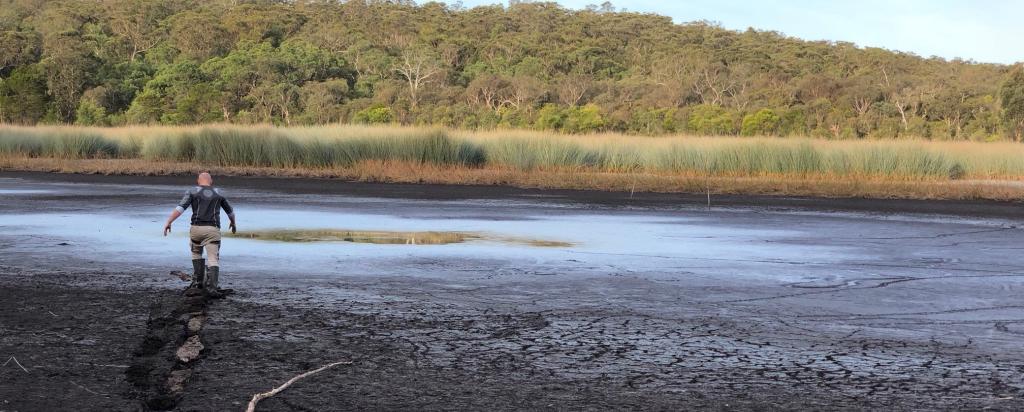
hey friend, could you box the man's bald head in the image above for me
[197,172,213,186]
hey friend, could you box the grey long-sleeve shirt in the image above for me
[176,185,234,228]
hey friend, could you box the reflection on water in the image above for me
[233,229,476,245]
[230,229,573,248]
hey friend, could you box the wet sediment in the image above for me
[125,289,210,410]
[3,267,1024,411]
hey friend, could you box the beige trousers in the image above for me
[189,225,222,267]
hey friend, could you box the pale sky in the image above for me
[447,0,1024,65]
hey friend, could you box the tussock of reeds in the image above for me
[3,124,1024,199]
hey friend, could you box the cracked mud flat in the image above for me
[1,172,1024,411]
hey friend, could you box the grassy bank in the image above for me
[2,124,1024,200]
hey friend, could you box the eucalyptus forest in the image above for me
[1,0,1023,140]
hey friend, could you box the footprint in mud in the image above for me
[125,291,210,410]
[176,336,205,363]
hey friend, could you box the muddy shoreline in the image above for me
[3,170,1023,219]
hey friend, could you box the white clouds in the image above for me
[451,0,1024,64]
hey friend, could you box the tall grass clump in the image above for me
[139,127,485,169]
[321,130,484,167]
[481,137,600,170]
[466,133,962,179]
[3,124,1024,182]
[822,145,962,179]
[0,128,44,157]
[0,127,122,158]
[695,141,824,176]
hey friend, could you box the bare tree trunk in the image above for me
[406,78,417,109]
[853,97,871,117]
[896,104,909,132]
[395,51,441,111]
[880,67,910,133]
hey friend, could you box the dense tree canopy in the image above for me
[1000,67,1024,141]
[0,0,1019,139]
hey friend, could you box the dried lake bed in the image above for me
[1,172,1023,411]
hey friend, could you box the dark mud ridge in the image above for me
[126,289,210,410]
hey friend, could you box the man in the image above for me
[163,172,237,297]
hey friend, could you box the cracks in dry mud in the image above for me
[797,305,1024,320]
[304,293,1024,407]
[719,272,1024,304]
[832,226,1017,241]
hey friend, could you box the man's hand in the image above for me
[229,222,237,234]
[164,209,183,237]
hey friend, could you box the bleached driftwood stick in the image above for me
[2,356,29,373]
[245,360,351,412]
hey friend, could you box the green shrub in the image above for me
[534,104,565,131]
[563,104,605,133]
[75,101,110,126]
[688,105,737,135]
[354,105,395,124]
[629,108,679,135]
[741,109,781,136]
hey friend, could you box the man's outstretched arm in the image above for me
[165,191,192,236]
[222,197,237,234]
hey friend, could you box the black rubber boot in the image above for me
[190,259,206,289]
[206,266,225,299]
[183,259,206,297]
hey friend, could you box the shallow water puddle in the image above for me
[230,229,573,247]
[0,189,52,194]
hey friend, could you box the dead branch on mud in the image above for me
[245,360,351,412]
[70,380,107,396]
[2,356,29,373]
